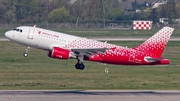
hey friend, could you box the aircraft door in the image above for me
[27,28,35,39]
[128,52,135,62]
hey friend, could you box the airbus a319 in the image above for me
[5,26,174,70]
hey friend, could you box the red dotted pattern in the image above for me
[133,21,152,30]
[64,38,122,49]
[133,26,174,57]
[62,26,174,65]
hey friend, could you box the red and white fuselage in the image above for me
[5,26,174,70]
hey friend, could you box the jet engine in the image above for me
[48,47,71,60]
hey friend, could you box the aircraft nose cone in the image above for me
[5,31,11,39]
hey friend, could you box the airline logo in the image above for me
[37,30,59,38]
[38,30,41,34]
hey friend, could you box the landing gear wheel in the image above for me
[23,53,28,57]
[23,46,30,57]
[79,64,85,70]
[75,63,85,70]
[75,56,85,70]
[75,63,79,69]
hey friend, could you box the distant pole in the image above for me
[102,0,106,28]
[179,16,180,29]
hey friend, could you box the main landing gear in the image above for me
[23,46,30,57]
[75,56,85,70]
[75,63,85,70]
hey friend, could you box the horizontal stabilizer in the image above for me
[144,57,170,64]
[144,57,161,63]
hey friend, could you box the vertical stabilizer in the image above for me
[133,26,174,57]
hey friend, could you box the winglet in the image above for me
[133,26,174,57]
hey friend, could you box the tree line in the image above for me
[0,0,179,26]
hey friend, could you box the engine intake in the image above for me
[48,47,71,60]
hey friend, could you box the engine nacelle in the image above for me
[48,47,71,60]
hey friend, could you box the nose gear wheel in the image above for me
[23,47,30,57]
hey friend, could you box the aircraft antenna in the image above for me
[33,25,36,27]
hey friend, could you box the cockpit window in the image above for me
[13,28,23,33]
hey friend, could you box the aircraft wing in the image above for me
[71,48,109,57]
[48,44,109,57]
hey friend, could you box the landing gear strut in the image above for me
[75,56,85,70]
[23,46,30,57]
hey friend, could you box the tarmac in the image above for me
[1,90,180,101]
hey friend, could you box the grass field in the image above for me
[47,28,180,38]
[0,29,9,37]
[1,28,180,38]
[0,41,180,90]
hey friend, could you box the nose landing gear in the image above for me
[23,46,30,57]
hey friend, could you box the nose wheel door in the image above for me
[27,28,35,39]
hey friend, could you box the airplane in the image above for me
[5,26,174,70]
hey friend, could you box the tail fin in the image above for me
[133,26,174,57]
